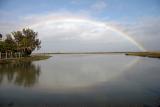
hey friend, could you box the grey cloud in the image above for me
[119,18,160,51]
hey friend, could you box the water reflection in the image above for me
[35,54,139,90]
[0,62,41,87]
[0,55,160,107]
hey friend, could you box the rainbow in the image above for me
[30,18,146,51]
[106,25,146,51]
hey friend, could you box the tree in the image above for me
[0,34,2,40]
[12,28,41,56]
[4,34,17,52]
[0,34,4,52]
[0,41,5,52]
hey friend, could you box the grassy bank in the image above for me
[125,52,160,58]
[0,55,52,64]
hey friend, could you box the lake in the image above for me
[0,54,160,107]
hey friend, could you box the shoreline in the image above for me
[0,55,52,64]
[0,52,160,64]
[125,52,160,58]
[42,52,160,59]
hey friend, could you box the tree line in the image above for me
[0,28,41,56]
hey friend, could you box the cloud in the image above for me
[90,1,107,11]
[23,13,140,52]
[1,11,160,52]
[117,17,160,51]
[70,0,81,5]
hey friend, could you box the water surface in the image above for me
[0,54,160,107]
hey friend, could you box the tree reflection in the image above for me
[0,62,41,87]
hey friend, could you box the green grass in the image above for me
[0,55,52,64]
[125,52,160,58]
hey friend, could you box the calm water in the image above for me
[0,54,160,107]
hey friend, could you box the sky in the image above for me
[0,0,160,52]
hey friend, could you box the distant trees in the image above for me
[0,28,41,56]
